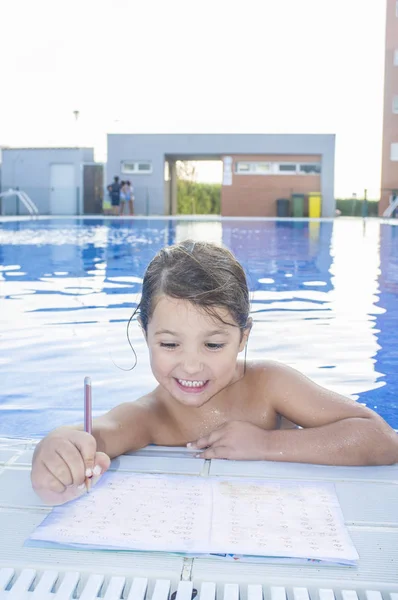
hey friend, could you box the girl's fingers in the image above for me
[41,448,109,494]
[55,441,87,485]
[197,446,231,460]
[69,431,97,475]
[42,451,74,488]
[189,428,224,450]
[77,452,111,491]
[37,462,67,494]
[94,451,111,474]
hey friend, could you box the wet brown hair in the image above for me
[136,240,250,333]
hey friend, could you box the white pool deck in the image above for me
[0,438,397,599]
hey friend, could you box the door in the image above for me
[83,164,104,214]
[50,164,76,215]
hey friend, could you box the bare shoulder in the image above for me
[244,358,331,389]
[93,392,163,456]
[244,359,378,428]
[242,359,287,384]
[238,359,296,429]
[98,393,156,422]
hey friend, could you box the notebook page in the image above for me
[29,472,213,553]
[210,478,359,563]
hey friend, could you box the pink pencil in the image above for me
[84,376,92,493]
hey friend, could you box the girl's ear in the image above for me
[239,318,252,352]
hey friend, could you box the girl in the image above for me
[120,180,134,216]
[119,180,126,216]
[31,240,398,505]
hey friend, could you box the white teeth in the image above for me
[178,379,206,388]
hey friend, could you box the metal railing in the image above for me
[383,195,398,218]
[0,189,39,217]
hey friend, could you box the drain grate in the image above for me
[0,569,397,600]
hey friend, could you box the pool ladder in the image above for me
[0,189,39,217]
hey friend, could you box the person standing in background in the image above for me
[107,176,121,216]
[119,181,126,215]
[120,180,134,216]
[126,180,134,216]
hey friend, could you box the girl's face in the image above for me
[145,295,250,408]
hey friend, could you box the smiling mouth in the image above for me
[175,378,209,393]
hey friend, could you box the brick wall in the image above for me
[221,154,321,217]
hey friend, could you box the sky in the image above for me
[0,0,387,198]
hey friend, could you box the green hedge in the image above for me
[176,185,380,217]
[335,199,379,217]
[177,181,221,214]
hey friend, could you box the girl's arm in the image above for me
[54,400,154,459]
[192,362,398,465]
[82,401,154,458]
[263,361,398,465]
[31,401,153,504]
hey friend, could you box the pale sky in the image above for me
[0,0,387,198]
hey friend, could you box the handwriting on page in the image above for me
[210,479,357,561]
[29,472,358,563]
[32,473,212,553]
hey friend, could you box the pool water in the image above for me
[0,217,397,438]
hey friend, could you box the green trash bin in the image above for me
[292,194,305,218]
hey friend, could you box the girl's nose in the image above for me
[182,354,203,375]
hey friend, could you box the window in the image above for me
[278,163,297,173]
[121,160,152,174]
[254,162,272,174]
[234,160,320,175]
[391,143,398,161]
[138,162,152,172]
[299,163,321,174]
[236,161,274,174]
[394,50,398,66]
[236,162,251,173]
[393,97,398,114]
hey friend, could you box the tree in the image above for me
[177,180,221,214]
[176,161,197,182]
[176,161,221,214]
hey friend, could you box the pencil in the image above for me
[84,376,92,493]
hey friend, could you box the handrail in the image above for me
[18,191,39,215]
[0,188,39,217]
[383,195,398,218]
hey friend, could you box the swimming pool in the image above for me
[0,217,397,438]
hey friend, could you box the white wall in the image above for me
[1,148,94,215]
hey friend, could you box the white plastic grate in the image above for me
[1,570,398,600]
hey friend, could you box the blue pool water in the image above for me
[0,217,397,438]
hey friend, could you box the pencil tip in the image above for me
[84,376,92,386]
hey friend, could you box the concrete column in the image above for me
[321,146,336,218]
[170,160,178,215]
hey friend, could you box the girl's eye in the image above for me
[160,342,178,349]
[206,343,225,350]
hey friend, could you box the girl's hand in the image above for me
[31,429,111,505]
[188,421,268,460]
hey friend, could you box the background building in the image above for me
[380,0,398,216]
[0,134,335,217]
[107,133,335,217]
[0,148,103,216]
[221,154,322,217]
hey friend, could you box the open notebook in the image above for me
[27,472,359,566]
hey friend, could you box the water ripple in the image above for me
[0,217,397,437]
